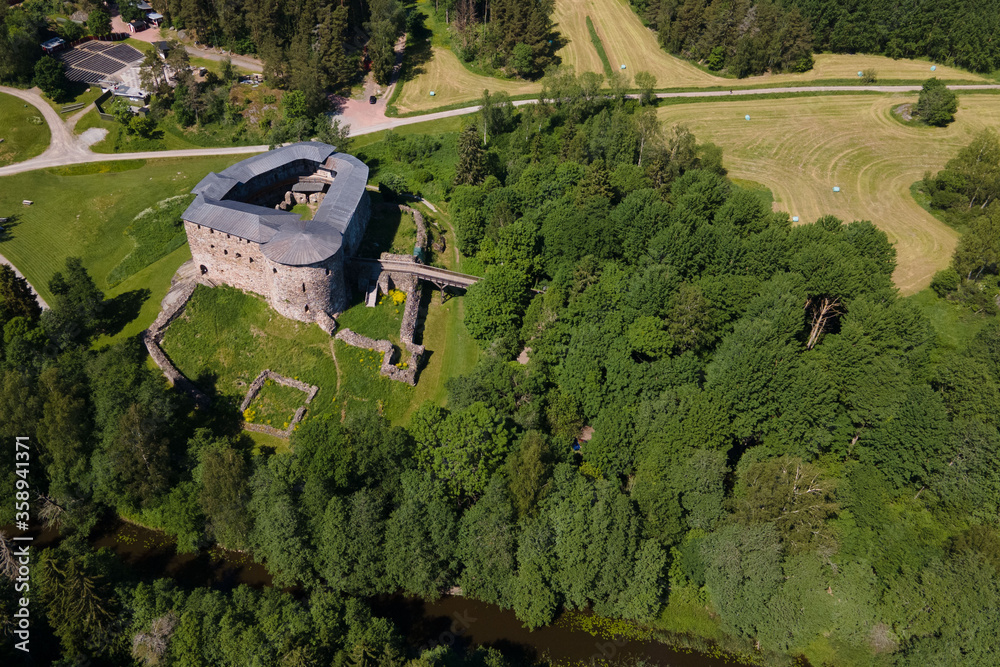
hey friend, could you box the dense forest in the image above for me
[434,0,558,78]
[626,0,815,76]
[629,0,1000,76]
[924,129,1000,309]
[2,69,1000,665]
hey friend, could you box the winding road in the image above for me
[2,80,999,302]
[5,83,1000,179]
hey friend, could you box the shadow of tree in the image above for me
[101,288,151,336]
[399,9,434,83]
[0,214,20,243]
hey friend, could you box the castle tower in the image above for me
[181,142,370,322]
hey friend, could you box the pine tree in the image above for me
[455,124,486,185]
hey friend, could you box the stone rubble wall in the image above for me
[379,252,419,294]
[397,205,428,251]
[239,369,319,438]
[143,277,210,408]
[244,423,289,438]
[399,282,422,345]
[315,310,338,335]
[334,281,426,387]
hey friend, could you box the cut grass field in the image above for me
[395,0,987,112]
[657,94,1000,294]
[160,283,480,427]
[395,45,539,114]
[0,156,246,341]
[0,92,51,166]
[568,0,984,87]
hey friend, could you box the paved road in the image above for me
[5,81,1000,176]
[2,79,996,307]
[1,86,91,163]
[345,83,1000,134]
[0,144,269,177]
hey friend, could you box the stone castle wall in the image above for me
[185,221,348,320]
[340,192,371,257]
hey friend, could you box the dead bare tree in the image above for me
[0,531,17,581]
[805,295,842,349]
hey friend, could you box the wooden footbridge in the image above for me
[350,257,481,292]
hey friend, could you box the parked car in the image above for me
[369,95,377,104]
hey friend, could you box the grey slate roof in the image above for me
[183,142,369,266]
[184,199,296,243]
[262,219,344,265]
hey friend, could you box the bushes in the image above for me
[33,56,69,103]
[916,78,958,127]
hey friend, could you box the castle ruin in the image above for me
[181,142,370,322]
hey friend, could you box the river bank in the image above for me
[5,518,761,666]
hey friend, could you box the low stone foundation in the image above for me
[239,369,319,439]
[334,285,425,386]
[143,266,210,408]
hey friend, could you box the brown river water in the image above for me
[6,520,756,666]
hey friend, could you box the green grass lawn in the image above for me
[0,92,51,166]
[337,292,406,343]
[351,115,464,150]
[357,200,418,259]
[76,106,268,154]
[40,84,103,114]
[246,379,309,429]
[246,429,292,455]
[74,108,117,137]
[409,293,480,415]
[84,115,250,153]
[908,288,991,356]
[0,156,247,342]
[160,280,479,427]
[291,203,314,220]
[161,285,416,424]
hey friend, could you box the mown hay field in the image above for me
[570,0,984,87]
[657,94,1000,293]
[394,45,540,113]
[396,0,987,112]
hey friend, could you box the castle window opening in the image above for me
[236,253,242,258]
[325,269,330,276]
[302,283,306,292]
[273,268,277,273]
[224,249,228,255]
[249,257,254,263]
[200,265,208,275]
[304,305,309,312]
